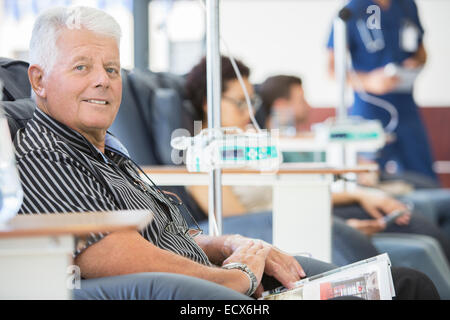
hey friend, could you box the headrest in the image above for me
[0,58,31,101]
[151,88,194,165]
[133,69,196,164]
[0,98,36,139]
[108,69,160,165]
[115,68,196,166]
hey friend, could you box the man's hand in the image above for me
[223,235,306,298]
[222,240,270,295]
[356,191,411,226]
[253,246,306,298]
[346,218,386,236]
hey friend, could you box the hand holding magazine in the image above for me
[260,254,395,300]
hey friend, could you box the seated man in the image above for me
[14,6,439,300]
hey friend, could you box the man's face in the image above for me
[287,84,311,124]
[41,28,122,136]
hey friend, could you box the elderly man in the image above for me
[14,6,439,300]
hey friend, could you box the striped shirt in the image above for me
[14,107,211,265]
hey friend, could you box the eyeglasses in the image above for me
[162,191,204,238]
[222,95,262,111]
[122,160,203,239]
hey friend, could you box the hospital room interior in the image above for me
[0,0,449,301]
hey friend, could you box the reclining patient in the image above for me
[14,6,439,300]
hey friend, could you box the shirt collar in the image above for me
[33,107,130,162]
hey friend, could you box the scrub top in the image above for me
[327,0,437,182]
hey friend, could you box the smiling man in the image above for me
[13,6,440,300]
[28,14,122,153]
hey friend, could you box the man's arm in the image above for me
[333,190,411,225]
[332,191,360,206]
[75,229,255,295]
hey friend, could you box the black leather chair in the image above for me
[1,99,36,139]
[0,58,35,138]
[0,58,31,102]
[110,68,196,166]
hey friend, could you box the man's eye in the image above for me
[75,65,86,71]
[106,68,119,74]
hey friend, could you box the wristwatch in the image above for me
[222,262,258,297]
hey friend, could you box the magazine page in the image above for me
[260,253,395,300]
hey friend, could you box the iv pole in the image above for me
[206,0,223,236]
[334,7,351,124]
[333,7,352,169]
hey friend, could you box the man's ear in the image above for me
[28,65,46,99]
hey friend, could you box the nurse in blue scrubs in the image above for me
[327,0,438,182]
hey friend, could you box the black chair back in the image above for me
[0,58,31,101]
[0,58,35,139]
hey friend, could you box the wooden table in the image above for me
[142,164,378,263]
[0,210,153,300]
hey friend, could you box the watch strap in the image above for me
[222,262,258,296]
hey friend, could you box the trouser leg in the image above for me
[332,217,380,266]
[73,272,252,300]
[391,267,440,300]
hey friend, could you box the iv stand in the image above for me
[334,7,351,124]
[206,0,223,236]
[334,7,355,190]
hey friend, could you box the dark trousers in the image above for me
[333,204,450,265]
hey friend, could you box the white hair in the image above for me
[29,6,122,74]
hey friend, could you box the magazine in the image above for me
[260,253,395,300]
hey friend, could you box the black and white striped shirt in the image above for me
[14,107,210,265]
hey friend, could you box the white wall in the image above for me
[415,0,450,107]
[220,0,450,107]
[0,0,135,69]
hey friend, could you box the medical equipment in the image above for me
[313,116,385,145]
[171,128,282,173]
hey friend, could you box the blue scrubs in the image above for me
[327,0,437,181]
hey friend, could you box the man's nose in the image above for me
[93,66,111,88]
